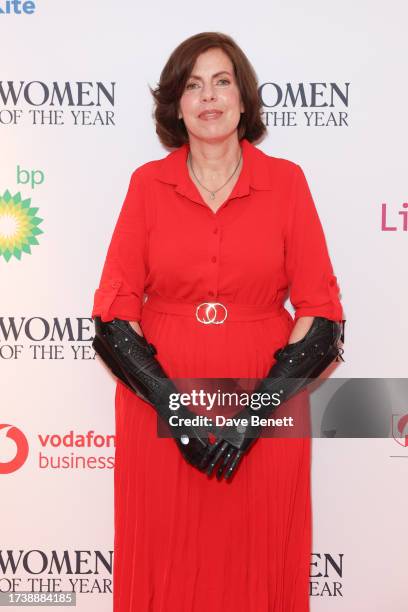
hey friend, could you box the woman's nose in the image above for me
[201,84,216,102]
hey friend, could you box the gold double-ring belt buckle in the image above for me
[195,302,228,324]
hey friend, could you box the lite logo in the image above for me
[381,202,408,231]
[0,0,35,13]
[0,424,29,474]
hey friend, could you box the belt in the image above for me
[143,295,286,324]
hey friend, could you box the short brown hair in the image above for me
[150,32,267,148]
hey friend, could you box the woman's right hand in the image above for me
[128,320,143,336]
[172,424,215,471]
[94,316,216,473]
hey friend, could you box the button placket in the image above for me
[208,224,221,298]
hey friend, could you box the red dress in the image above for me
[92,138,343,612]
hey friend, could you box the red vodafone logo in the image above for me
[0,424,29,474]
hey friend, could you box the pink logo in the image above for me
[0,424,29,474]
[391,414,408,447]
[381,202,408,231]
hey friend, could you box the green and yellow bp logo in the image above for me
[0,190,43,262]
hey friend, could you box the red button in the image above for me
[211,256,217,263]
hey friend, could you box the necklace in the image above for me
[187,148,243,200]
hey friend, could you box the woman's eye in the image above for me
[185,78,230,90]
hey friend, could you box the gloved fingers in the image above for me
[175,438,215,472]
[216,446,236,481]
[224,450,244,480]
[198,437,224,470]
[206,441,229,477]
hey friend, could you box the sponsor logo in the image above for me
[0,0,36,15]
[0,190,43,261]
[37,430,115,470]
[391,413,408,447]
[381,202,408,231]
[0,425,115,473]
[0,424,29,474]
[16,165,44,190]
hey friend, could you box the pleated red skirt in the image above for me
[112,304,311,612]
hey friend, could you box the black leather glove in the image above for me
[200,317,346,480]
[92,316,214,470]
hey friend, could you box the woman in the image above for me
[92,32,344,612]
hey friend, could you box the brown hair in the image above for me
[150,32,266,148]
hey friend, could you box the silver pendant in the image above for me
[210,192,215,200]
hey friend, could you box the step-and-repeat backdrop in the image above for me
[1,1,407,610]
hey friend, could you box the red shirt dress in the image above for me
[92,137,343,612]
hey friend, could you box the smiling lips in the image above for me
[199,110,223,120]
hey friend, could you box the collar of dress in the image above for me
[155,137,276,205]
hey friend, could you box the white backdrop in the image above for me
[1,1,407,609]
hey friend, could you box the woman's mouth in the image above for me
[199,110,223,121]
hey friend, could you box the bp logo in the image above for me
[0,190,43,261]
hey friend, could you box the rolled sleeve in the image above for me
[284,164,344,323]
[91,169,147,323]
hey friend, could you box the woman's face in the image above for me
[178,47,245,144]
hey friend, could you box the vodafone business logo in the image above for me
[0,424,29,474]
